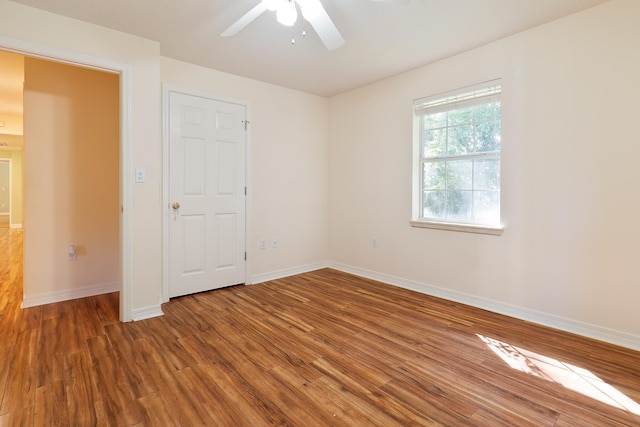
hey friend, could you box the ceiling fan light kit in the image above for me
[276,0,298,26]
[221,0,346,51]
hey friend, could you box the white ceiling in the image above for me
[8,0,608,97]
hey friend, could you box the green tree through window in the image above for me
[415,81,501,227]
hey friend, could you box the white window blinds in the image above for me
[414,79,502,116]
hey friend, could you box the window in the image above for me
[412,80,503,235]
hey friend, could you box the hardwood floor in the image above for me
[1,228,639,426]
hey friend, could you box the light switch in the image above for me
[135,168,145,183]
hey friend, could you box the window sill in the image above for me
[410,220,504,236]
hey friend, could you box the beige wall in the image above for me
[0,150,23,225]
[2,0,639,346]
[329,0,640,341]
[161,58,330,278]
[0,50,23,226]
[0,0,162,314]
[0,115,22,134]
[0,0,328,313]
[23,58,119,298]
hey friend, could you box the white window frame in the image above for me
[411,79,504,235]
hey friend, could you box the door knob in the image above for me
[172,202,180,210]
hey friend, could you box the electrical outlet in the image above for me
[135,168,145,183]
[272,238,278,249]
[68,244,77,261]
[372,237,378,248]
[260,239,266,250]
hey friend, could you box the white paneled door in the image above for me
[169,92,246,298]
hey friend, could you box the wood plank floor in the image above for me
[1,228,640,426]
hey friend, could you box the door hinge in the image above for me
[243,120,250,130]
[244,251,247,261]
[244,186,247,196]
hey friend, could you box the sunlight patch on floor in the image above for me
[477,334,640,415]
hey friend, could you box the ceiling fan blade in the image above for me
[221,2,269,37]
[307,5,345,51]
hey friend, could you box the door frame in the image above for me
[0,36,134,321]
[0,159,11,225]
[161,84,251,302]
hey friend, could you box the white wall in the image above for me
[3,0,639,349]
[329,0,640,347]
[161,58,329,280]
[0,0,329,317]
[0,0,162,316]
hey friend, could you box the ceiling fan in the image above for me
[221,0,407,51]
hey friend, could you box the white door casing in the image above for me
[0,37,133,322]
[168,91,246,298]
[0,160,10,219]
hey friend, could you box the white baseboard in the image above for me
[329,262,640,352]
[132,261,329,320]
[10,223,22,229]
[131,304,164,321]
[22,281,119,308]
[249,261,329,285]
